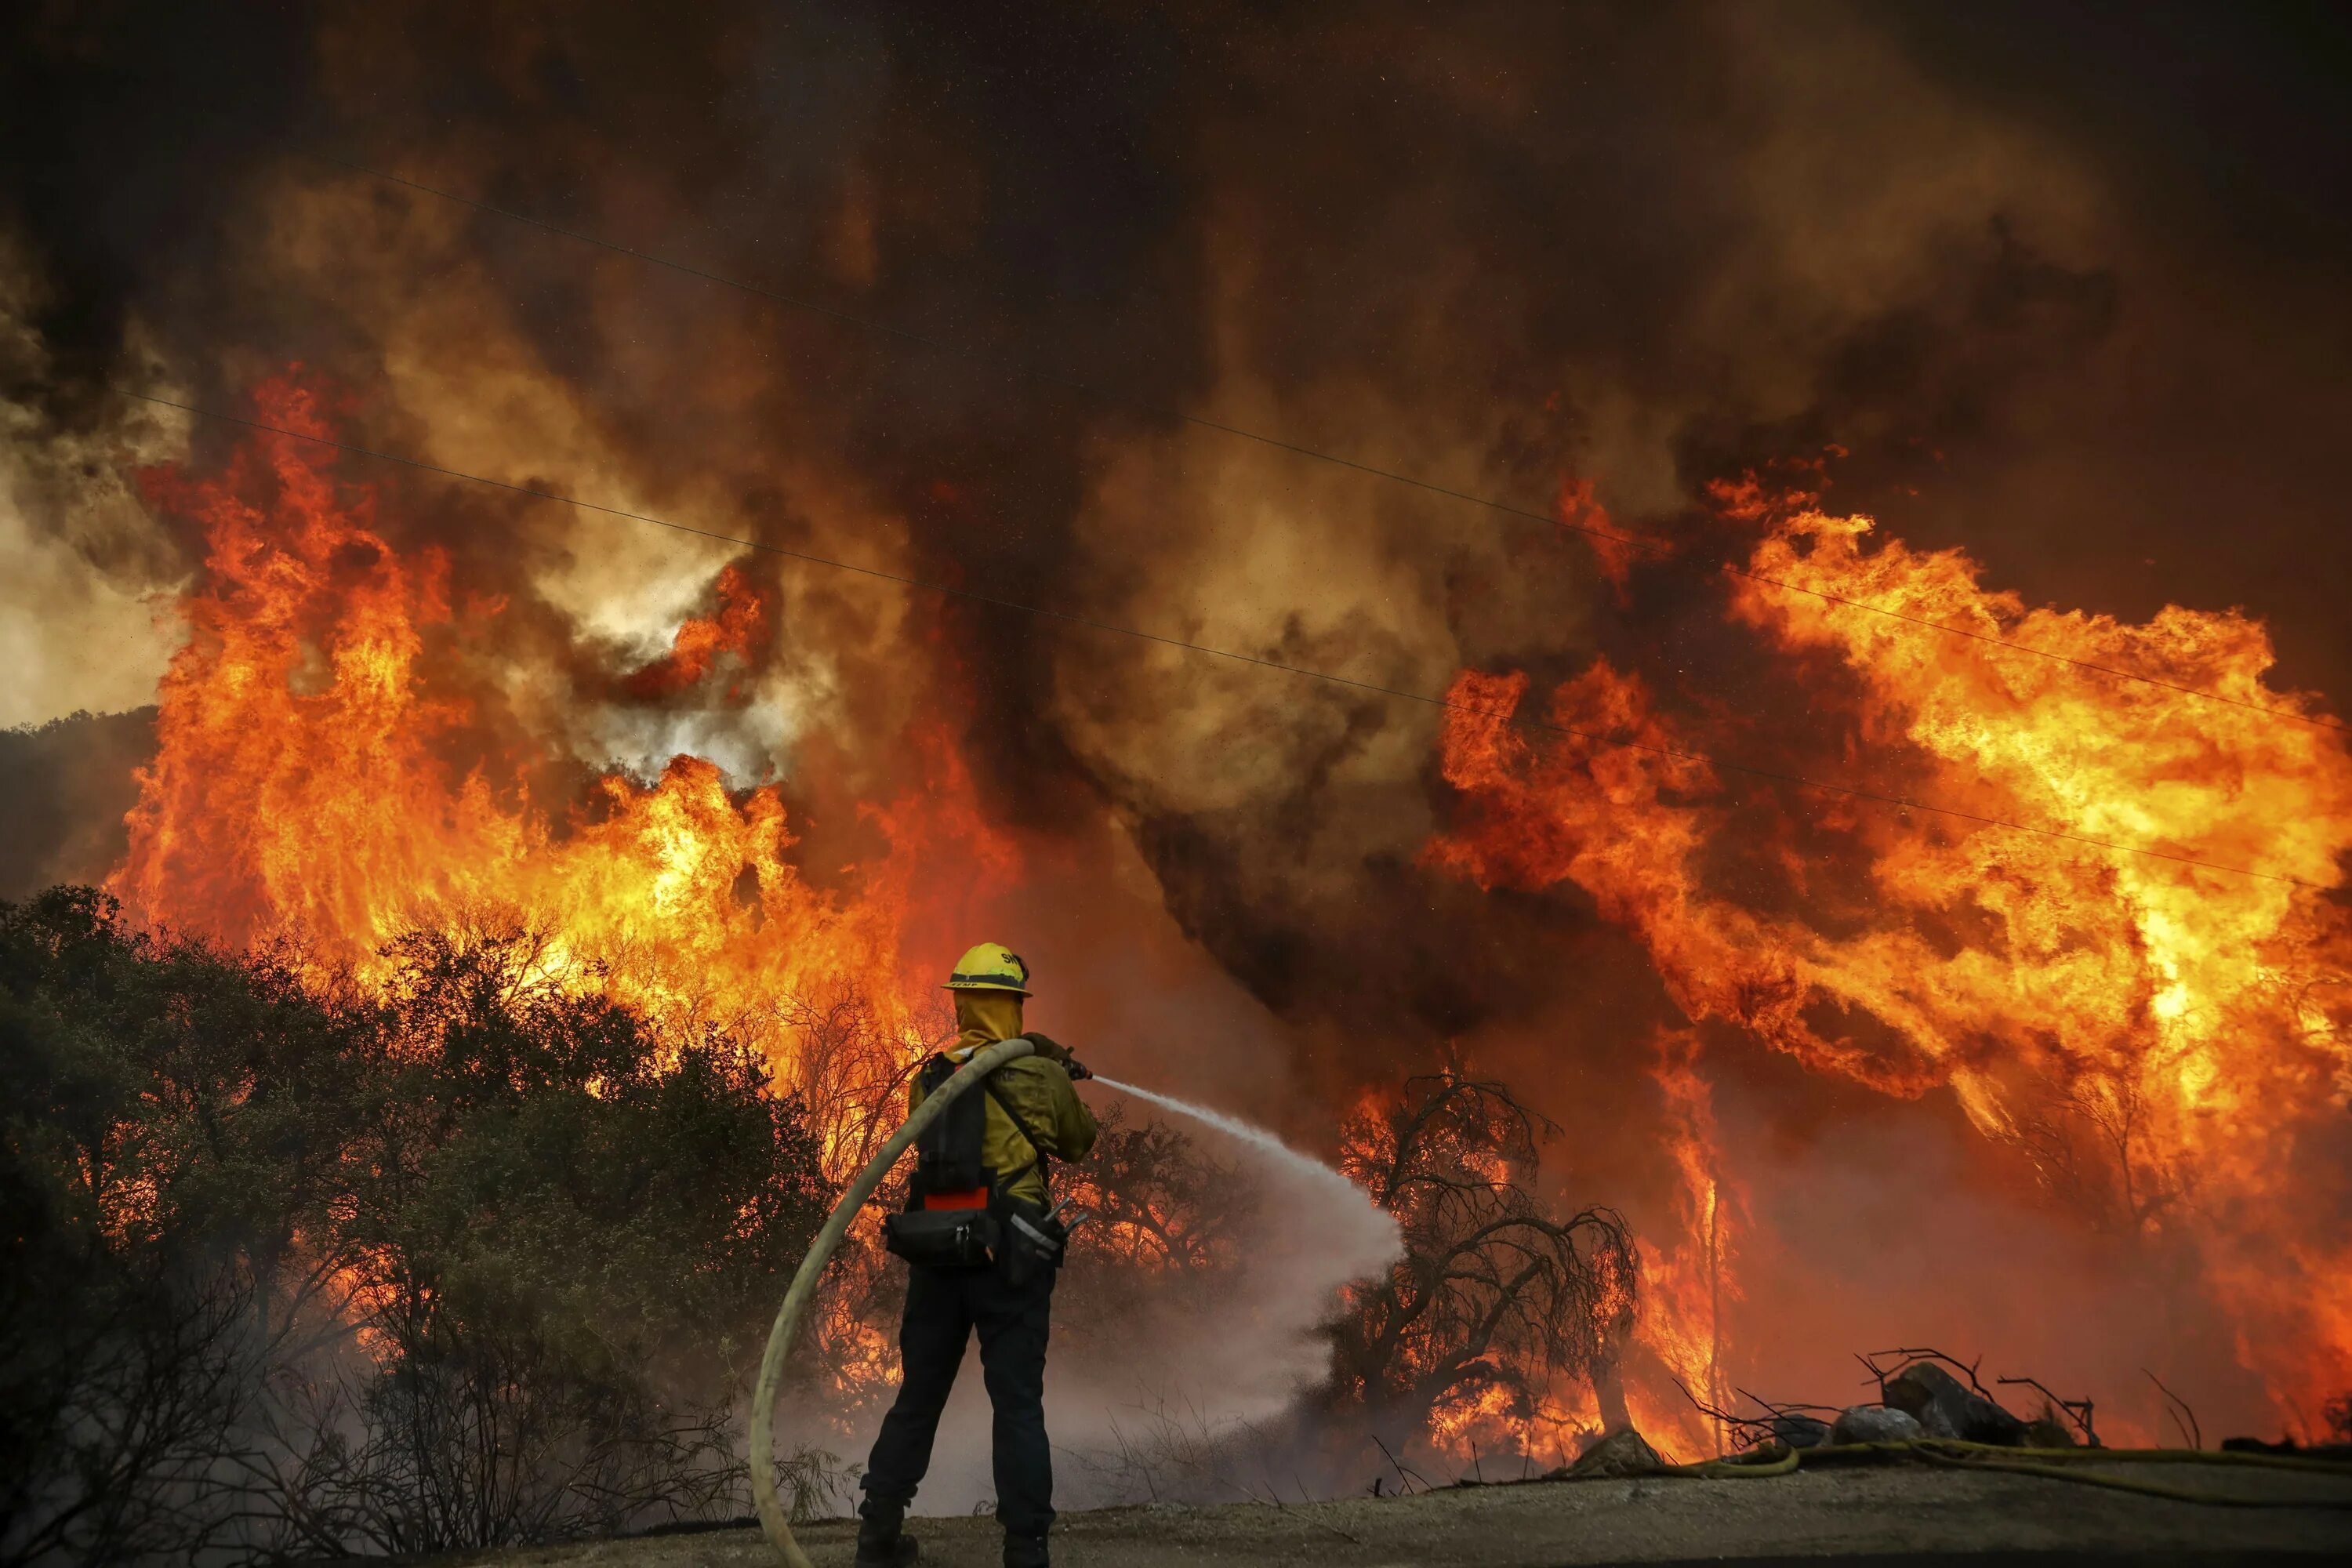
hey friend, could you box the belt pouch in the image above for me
[884,1206,1000,1269]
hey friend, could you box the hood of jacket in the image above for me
[952,989,1024,1058]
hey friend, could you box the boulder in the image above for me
[1769,1412,1831,1448]
[1563,1427,1667,1478]
[1831,1404,1925,1444]
[1883,1362,2031,1446]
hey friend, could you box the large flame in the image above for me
[1430,484,2352,1428]
[1629,1028,1742,1457]
[93,374,2352,1443]
[111,376,1014,1134]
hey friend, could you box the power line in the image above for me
[315,151,2347,739]
[116,386,2326,891]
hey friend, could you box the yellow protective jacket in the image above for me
[911,1002,1096,1208]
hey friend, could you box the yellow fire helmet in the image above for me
[942,942,1033,996]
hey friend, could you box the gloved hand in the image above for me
[1021,1032,1074,1067]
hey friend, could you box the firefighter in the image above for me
[857,942,1098,1568]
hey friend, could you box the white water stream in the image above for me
[1090,1074,1381,1221]
[1081,1073,1401,1420]
[830,1072,1404,1515]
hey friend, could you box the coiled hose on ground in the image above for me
[749,1036,1036,1568]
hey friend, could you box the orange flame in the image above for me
[1430,488,2352,1428]
[617,561,773,702]
[111,376,1014,1130]
[1557,475,1634,598]
[1632,1029,1741,1457]
[97,373,2352,1441]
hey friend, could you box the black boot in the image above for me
[855,1495,919,1566]
[1003,1532,1050,1568]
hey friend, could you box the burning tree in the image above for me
[1060,1108,1258,1278]
[1328,1072,1636,1454]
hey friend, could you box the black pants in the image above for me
[862,1258,1058,1537]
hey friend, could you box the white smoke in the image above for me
[804,1082,1402,1517]
[0,264,190,728]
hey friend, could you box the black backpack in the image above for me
[882,1053,1065,1276]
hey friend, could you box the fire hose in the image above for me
[745,1035,2351,1558]
[747,1035,1037,1568]
[1659,1439,2352,1507]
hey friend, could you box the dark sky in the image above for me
[1888,2,2352,261]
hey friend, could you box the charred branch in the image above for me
[2145,1370,2204,1452]
[1330,1073,1636,1432]
[1861,1348,1992,1398]
[1995,1376,2098,1446]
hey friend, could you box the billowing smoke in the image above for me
[5,0,2349,1453]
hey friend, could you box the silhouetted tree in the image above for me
[1329,1072,1636,1438]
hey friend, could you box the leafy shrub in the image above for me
[0,891,833,1564]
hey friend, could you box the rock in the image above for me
[1769,1413,1831,1449]
[1883,1362,2031,1446]
[1913,1402,1962,1438]
[1831,1404,1926,1444]
[1563,1427,1667,1478]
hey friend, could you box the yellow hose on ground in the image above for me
[1904,1439,2352,1473]
[1657,1439,2352,1508]
[749,1036,1037,1568]
[1899,1445,2304,1506]
[1664,1446,1801,1478]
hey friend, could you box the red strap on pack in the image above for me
[921,1188,989,1210]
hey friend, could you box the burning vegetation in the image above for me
[1330,1073,1636,1454]
[5,5,2352,1565]
[12,389,2346,1561]
[1431,473,2352,1438]
[0,891,832,1560]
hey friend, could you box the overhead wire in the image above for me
[113,386,2324,891]
[313,150,2347,739]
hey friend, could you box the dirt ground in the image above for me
[420,1457,2351,1567]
